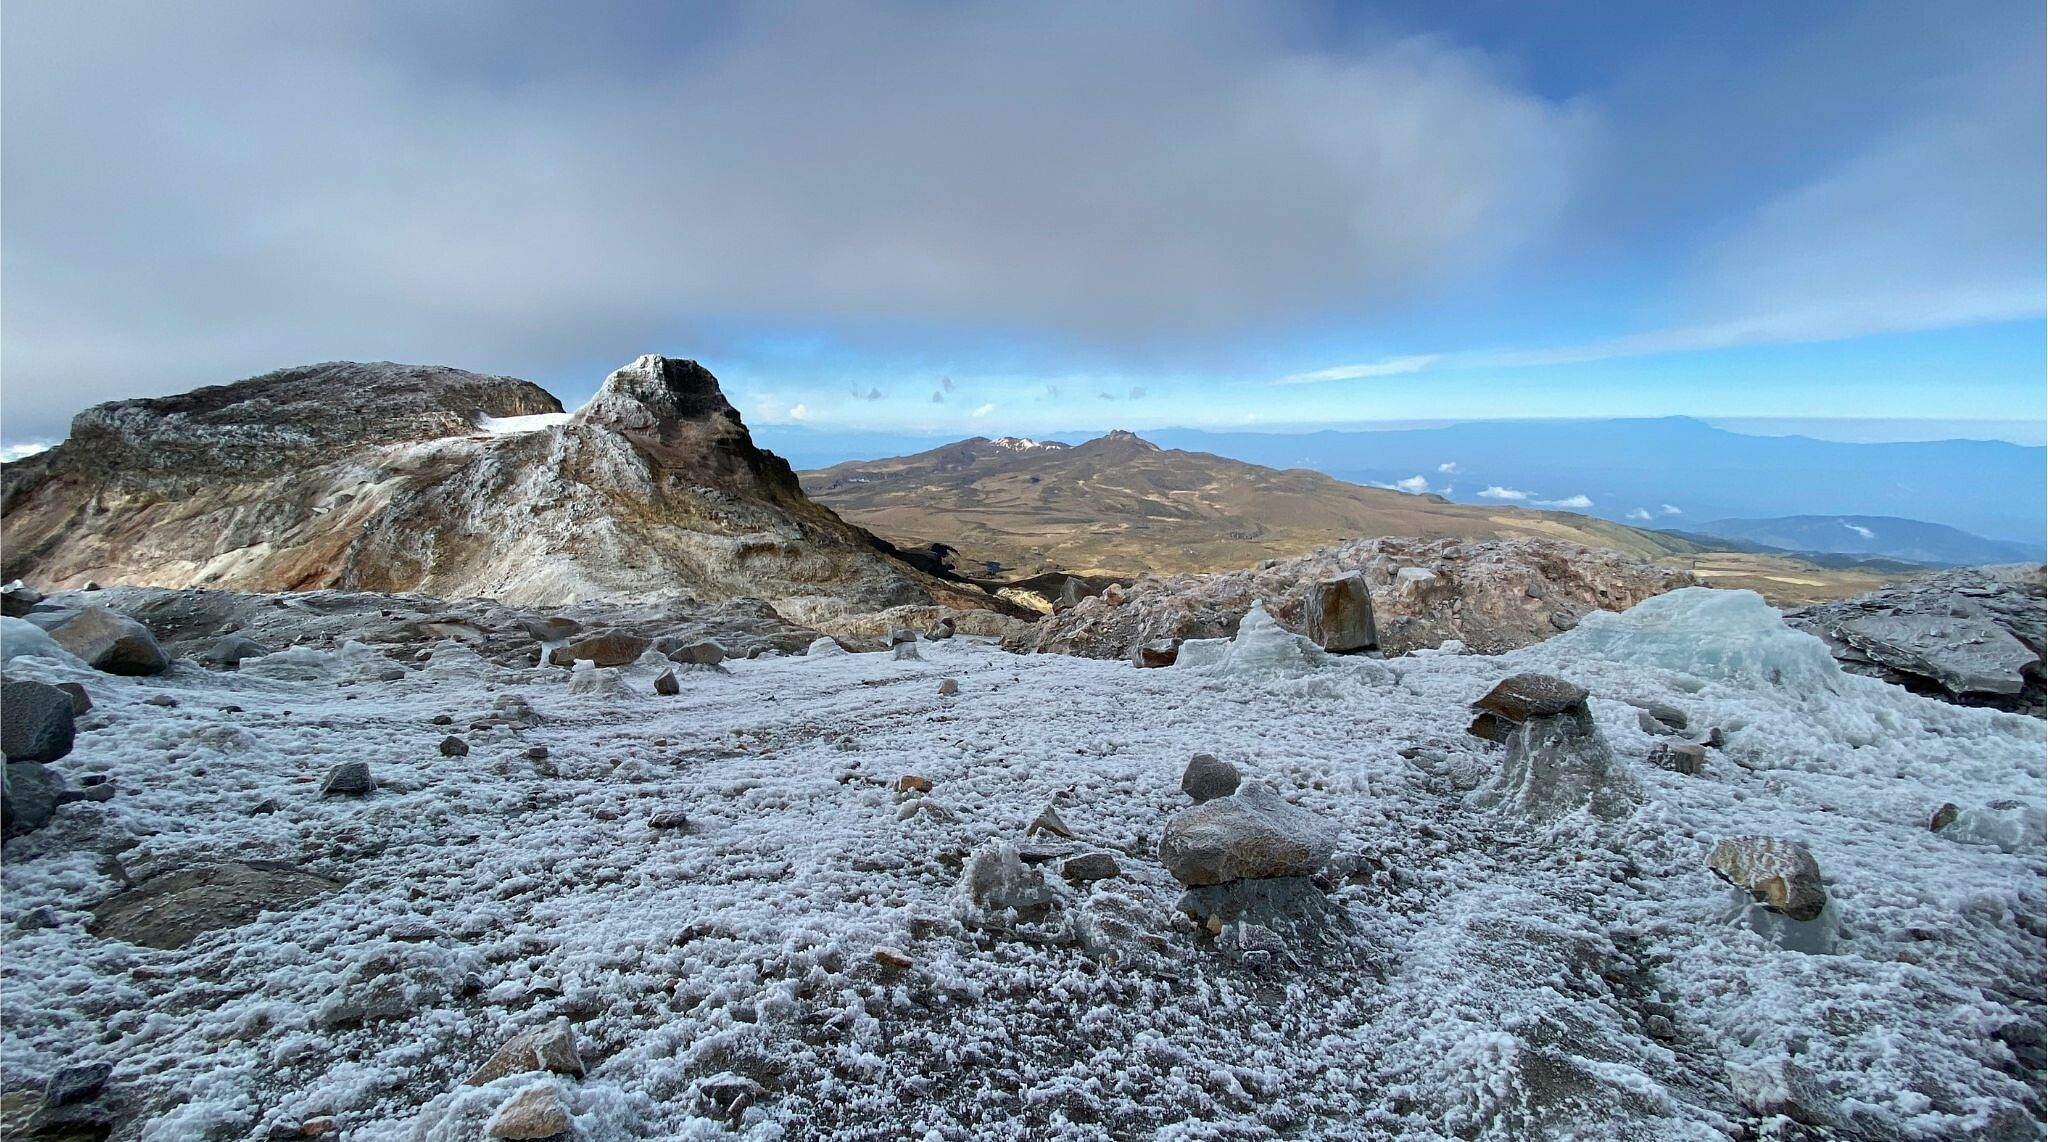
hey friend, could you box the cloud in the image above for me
[971,402,997,417]
[1128,386,1146,400]
[0,0,1589,439]
[1437,461,1459,474]
[787,403,814,421]
[1535,494,1593,509]
[1625,508,1653,521]
[1272,355,1443,385]
[1842,521,1876,539]
[1477,485,1530,501]
[0,441,53,462]
[1659,504,1681,516]
[1394,475,1431,494]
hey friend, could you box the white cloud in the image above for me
[1272,355,1443,385]
[1437,461,1459,474]
[971,402,998,418]
[1394,474,1431,494]
[1535,494,1593,509]
[0,441,54,462]
[1842,521,1876,539]
[787,403,814,421]
[1625,508,1653,521]
[1477,485,1531,501]
[1659,504,1682,516]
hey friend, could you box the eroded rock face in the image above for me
[1785,564,2044,715]
[1159,781,1333,887]
[1008,537,1693,660]
[89,862,342,949]
[1708,836,1826,922]
[1,356,1001,613]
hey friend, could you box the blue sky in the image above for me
[3,0,2042,446]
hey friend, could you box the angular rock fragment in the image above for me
[1026,804,1074,839]
[48,607,170,675]
[519,616,583,643]
[663,639,725,666]
[1060,852,1121,882]
[2,679,76,763]
[2,761,67,837]
[1646,741,1705,775]
[1301,572,1377,652]
[1180,753,1241,804]
[485,1083,571,1139]
[1467,673,1589,743]
[464,1018,584,1086]
[200,635,272,668]
[895,775,933,794]
[321,761,375,795]
[1836,613,2035,698]
[438,735,469,757]
[546,631,651,668]
[1159,781,1333,887]
[872,946,913,969]
[653,669,680,696]
[1132,639,1180,668]
[54,682,91,715]
[1708,836,1827,922]
[926,616,957,640]
[1,582,42,618]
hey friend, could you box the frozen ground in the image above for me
[2,589,2042,1140]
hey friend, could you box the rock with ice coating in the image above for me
[1551,587,1844,690]
[959,840,1059,912]
[1466,673,1589,743]
[805,636,846,657]
[567,659,625,696]
[1174,601,1326,675]
[1159,780,1334,886]
[0,616,87,667]
[1708,836,1827,921]
[1466,696,1637,821]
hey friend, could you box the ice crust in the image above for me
[0,589,2041,1139]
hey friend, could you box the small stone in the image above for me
[937,679,959,696]
[199,634,272,668]
[648,809,690,829]
[320,761,374,796]
[54,682,91,715]
[375,666,405,682]
[1026,804,1075,839]
[1645,1014,1677,1040]
[1647,741,1705,775]
[2,679,76,763]
[464,1017,585,1086]
[439,735,470,757]
[665,640,725,666]
[1708,836,1827,922]
[896,775,933,794]
[652,668,682,696]
[485,1083,571,1140]
[1628,700,1689,732]
[144,693,179,708]
[1060,852,1121,882]
[1132,638,1180,668]
[872,946,914,970]
[926,616,957,640]
[42,1061,111,1107]
[0,582,42,617]
[520,616,583,642]
[299,1117,339,1137]
[1180,752,1241,803]
[1930,802,1960,831]
[430,714,454,726]
[1705,727,1727,749]
[524,746,549,761]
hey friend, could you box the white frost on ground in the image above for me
[1,588,2041,1139]
[475,412,573,435]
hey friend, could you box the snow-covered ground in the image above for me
[2,590,2042,1140]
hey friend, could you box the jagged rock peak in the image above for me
[573,355,740,435]
[1084,429,1159,452]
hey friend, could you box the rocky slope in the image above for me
[2,357,999,614]
[1011,536,1698,660]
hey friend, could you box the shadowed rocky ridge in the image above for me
[2,357,1006,614]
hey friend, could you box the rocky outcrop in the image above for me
[2,356,1011,614]
[1009,537,1694,659]
[1785,565,2045,715]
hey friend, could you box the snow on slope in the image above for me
[1,590,2041,1139]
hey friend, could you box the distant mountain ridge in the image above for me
[1689,515,2043,567]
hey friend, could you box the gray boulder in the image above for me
[1708,836,1827,922]
[2,761,67,837]
[89,861,341,949]
[463,1017,584,1086]
[1301,573,1377,652]
[199,634,271,668]
[1467,673,1589,743]
[48,607,170,675]
[660,638,726,666]
[546,631,651,667]
[2,679,76,762]
[1,582,43,618]
[1159,781,1333,887]
[1180,752,1241,803]
[519,616,583,642]
[1467,698,1638,821]
[321,761,376,795]
[1835,613,2035,698]
[654,668,680,696]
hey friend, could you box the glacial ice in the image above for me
[1553,587,1845,690]
[1174,600,1326,676]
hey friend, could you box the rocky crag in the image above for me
[1,357,1001,615]
[1011,535,1697,661]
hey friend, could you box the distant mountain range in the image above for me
[1684,516,2042,567]
[797,432,1923,603]
[763,416,2047,547]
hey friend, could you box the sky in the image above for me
[3,0,2043,449]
